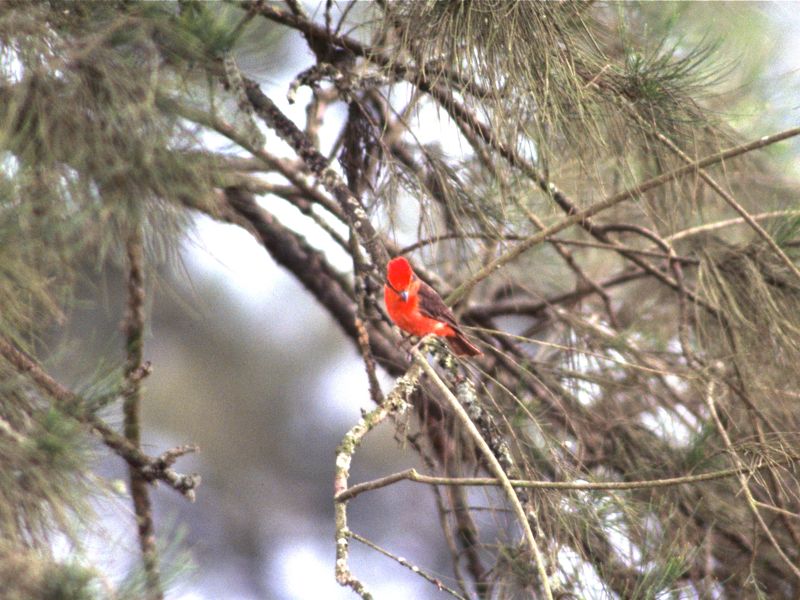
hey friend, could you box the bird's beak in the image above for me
[400,290,409,302]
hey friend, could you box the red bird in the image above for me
[384,256,482,357]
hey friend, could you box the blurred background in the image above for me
[46,3,800,599]
[52,5,448,597]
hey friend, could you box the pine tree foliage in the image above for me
[0,1,799,598]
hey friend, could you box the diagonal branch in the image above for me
[0,336,200,499]
[667,210,800,242]
[349,531,467,600]
[704,381,800,580]
[241,80,390,270]
[446,127,800,305]
[412,345,555,600]
[654,127,800,282]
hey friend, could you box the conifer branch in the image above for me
[0,336,200,499]
[632,105,800,283]
[704,381,800,580]
[446,127,800,305]
[241,80,390,271]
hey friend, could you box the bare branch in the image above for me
[122,222,163,600]
[667,210,800,242]
[335,460,790,503]
[349,531,468,600]
[334,364,419,599]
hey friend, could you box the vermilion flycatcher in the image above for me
[384,256,482,356]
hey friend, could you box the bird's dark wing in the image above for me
[416,280,459,328]
[417,279,482,356]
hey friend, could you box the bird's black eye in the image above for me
[386,280,403,296]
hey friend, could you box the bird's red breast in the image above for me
[384,276,456,338]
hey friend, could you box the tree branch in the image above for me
[703,381,800,580]
[0,336,200,499]
[412,345,555,600]
[242,80,390,270]
[122,223,163,600]
[446,127,800,305]
[335,460,787,503]
[334,364,419,599]
[349,531,467,600]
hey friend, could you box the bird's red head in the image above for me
[387,256,413,291]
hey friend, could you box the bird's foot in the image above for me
[406,335,436,360]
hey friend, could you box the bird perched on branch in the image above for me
[384,256,482,357]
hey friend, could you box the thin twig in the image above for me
[335,460,783,503]
[349,532,468,600]
[754,501,800,520]
[283,0,308,18]
[666,210,800,242]
[245,2,487,99]
[401,232,686,261]
[351,230,384,406]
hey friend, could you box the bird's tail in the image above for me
[446,330,482,357]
